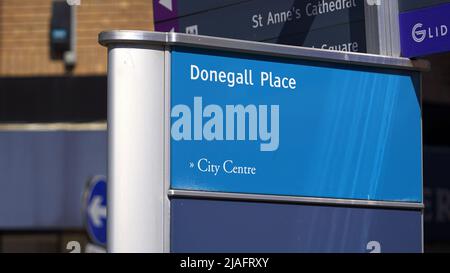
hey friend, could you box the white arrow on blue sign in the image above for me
[83,176,107,246]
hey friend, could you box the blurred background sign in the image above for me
[171,199,422,253]
[399,2,450,57]
[152,0,247,22]
[50,1,72,60]
[154,0,366,52]
[83,176,107,247]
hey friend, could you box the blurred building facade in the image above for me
[0,0,154,76]
[0,0,154,253]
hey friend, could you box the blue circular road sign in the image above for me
[84,176,107,246]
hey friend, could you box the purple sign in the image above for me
[153,0,178,22]
[400,2,450,57]
[154,19,179,32]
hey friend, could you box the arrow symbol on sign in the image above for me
[88,196,107,228]
[159,0,172,11]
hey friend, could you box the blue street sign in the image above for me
[169,47,422,202]
[399,2,450,57]
[171,198,423,253]
[84,176,107,246]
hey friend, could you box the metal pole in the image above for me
[107,44,166,252]
[365,0,401,56]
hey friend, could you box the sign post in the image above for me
[99,31,427,253]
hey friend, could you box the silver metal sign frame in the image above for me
[99,31,425,253]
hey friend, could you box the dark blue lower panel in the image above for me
[170,198,422,253]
